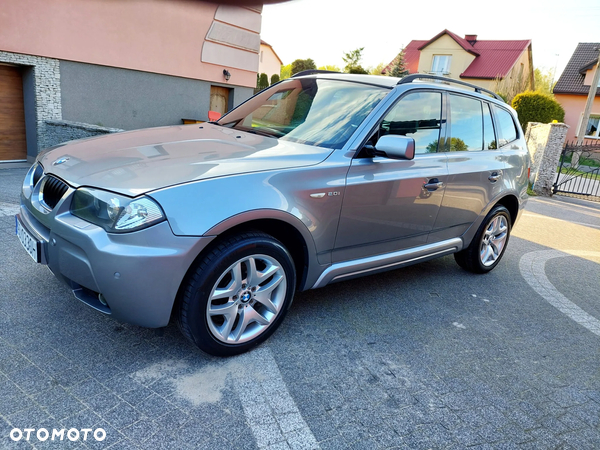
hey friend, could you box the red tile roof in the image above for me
[383,40,425,74]
[461,40,531,79]
[384,30,531,80]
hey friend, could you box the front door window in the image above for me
[380,91,443,154]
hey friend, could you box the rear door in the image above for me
[333,90,449,262]
[429,94,505,243]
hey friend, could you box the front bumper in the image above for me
[17,204,214,328]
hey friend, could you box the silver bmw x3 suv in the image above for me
[16,73,529,356]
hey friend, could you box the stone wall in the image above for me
[44,120,123,148]
[525,122,569,196]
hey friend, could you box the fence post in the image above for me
[525,122,569,196]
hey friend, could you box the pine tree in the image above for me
[390,48,409,78]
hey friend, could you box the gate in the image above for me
[553,141,600,201]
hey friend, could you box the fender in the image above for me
[205,209,327,291]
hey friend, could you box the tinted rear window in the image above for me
[492,105,518,146]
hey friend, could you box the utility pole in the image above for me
[576,47,600,146]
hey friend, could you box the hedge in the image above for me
[511,91,565,129]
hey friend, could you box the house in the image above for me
[553,43,600,143]
[259,40,283,83]
[0,0,264,162]
[385,29,534,93]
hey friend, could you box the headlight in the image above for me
[71,188,165,233]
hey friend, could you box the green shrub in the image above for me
[511,91,565,129]
[291,59,316,75]
[259,73,269,89]
[270,74,280,85]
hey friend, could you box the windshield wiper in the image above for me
[240,128,281,138]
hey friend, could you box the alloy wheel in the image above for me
[206,254,287,344]
[479,215,508,267]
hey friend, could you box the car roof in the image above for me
[292,72,400,89]
[291,72,506,103]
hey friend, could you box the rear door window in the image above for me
[448,94,483,151]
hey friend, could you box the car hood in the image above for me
[39,124,334,196]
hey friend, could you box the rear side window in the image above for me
[449,94,483,151]
[492,105,518,146]
[380,91,442,154]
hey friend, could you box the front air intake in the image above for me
[40,176,69,210]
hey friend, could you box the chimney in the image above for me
[465,34,477,42]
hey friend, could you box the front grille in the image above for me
[41,176,69,209]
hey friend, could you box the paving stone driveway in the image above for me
[1,167,599,449]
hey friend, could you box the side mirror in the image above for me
[374,135,415,160]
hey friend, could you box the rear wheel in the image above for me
[177,232,296,356]
[454,205,511,274]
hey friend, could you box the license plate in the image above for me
[16,216,41,263]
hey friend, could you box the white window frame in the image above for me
[431,55,451,75]
[584,114,600,139]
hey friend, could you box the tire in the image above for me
[177,232,296,356]
[454,205,511,274]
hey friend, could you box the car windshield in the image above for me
[218,78,389,149]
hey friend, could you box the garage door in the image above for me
[0,64,27,161]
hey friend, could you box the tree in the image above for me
[318,65,341,72]
[259,73,269,89]
[449,137,468,152]
[389,48,409,78]
[369,63,386,76]
[343,48,368,74]
[270,74,280,85]
[280,64,292,80]
[534,68,556,97]
[493,64,531,104]
[291,59,316,76]
[511,91,565,129]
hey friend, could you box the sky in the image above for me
[260,0,600,79]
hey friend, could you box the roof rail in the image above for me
[291,69,341,78]
[397,74,504,101]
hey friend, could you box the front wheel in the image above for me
[177,232,296,356]
[454,205,511,274]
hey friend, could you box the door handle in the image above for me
[488,171,502,182]
[424,178,444,191]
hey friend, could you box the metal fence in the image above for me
[553,141,600,201]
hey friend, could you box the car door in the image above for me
[428,94,506,243]
[333,90,449,263]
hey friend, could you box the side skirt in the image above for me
[311,238,463,289]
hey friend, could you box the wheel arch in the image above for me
[460,192,521,249]
[494,193,519,226]
[184,210,319,295]
[209,218,310,291]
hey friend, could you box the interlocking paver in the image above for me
[2,168,600,448]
